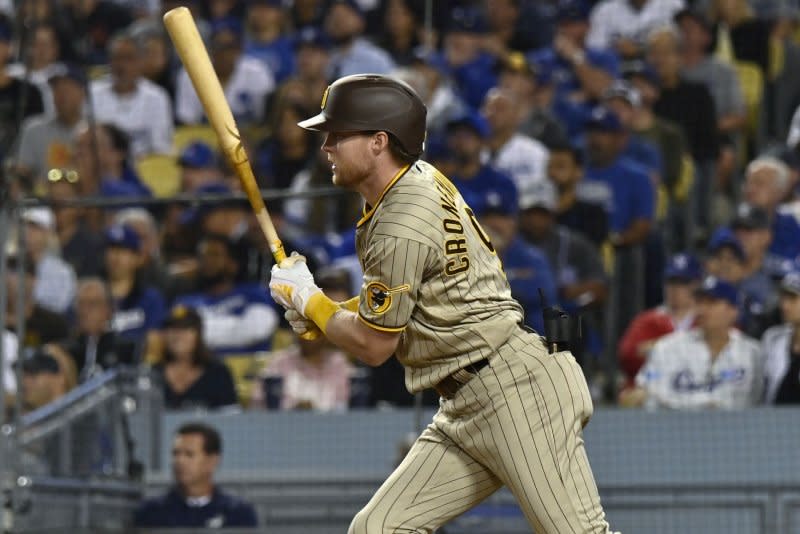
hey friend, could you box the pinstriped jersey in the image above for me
[355,160,525,392]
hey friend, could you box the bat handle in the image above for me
[271,243,287,265]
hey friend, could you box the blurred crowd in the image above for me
[2,0,800,414]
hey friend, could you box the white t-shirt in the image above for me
[90,77,174,157]
[484,134,549,200]
[636,328,763,410]
[587,0,686,50]
[176,56,274,126]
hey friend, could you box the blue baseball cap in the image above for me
[105,224,140,252]
[446,111,490,139]
[708,227,746,262]
[621,59,659,86]
[474,180,519,217]
[781,270,800,295]
[695,276,739,306]
[294,26,332,50]
[47,63,87,86]
[447,7,488,34]
[411,48,450,76]
[585,106,625,133]
[211,17,244,40]
[179,141,217,168]
[664,253,702,282]
[557,0,591,22]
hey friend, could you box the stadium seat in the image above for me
[733,61,764,145]
[135,154,181,197]
[223,353,273,407]
[173,124,220,153]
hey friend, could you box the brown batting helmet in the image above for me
[298,74,427,157]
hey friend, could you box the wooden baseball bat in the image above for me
[163,6,286,264]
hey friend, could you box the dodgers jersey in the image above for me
[355,160,525,393]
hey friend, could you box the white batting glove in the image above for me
[269,252,321,314]
[284,308,320,337]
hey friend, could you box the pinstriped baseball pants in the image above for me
[348,332,613,533]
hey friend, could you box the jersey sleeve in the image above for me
[358,236,431,333]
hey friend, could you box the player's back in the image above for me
[355,160,525,392]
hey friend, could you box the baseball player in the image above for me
[269,74,614,533]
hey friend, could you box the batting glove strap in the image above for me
[304,292,340,335]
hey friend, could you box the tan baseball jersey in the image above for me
[355,160,525,392]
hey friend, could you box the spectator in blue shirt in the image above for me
[529,0,619,140]
[473,177,558,333]
[105,224,166,347]
[243,0,295,83]
[583,105,655,248]
[324,0,395,78]
[442,6,498,109]
[134,423,257,528]
[174,233,278,357]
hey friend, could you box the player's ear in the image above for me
[371,131,389,155]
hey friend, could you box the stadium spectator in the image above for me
[324,0,395,79]
[134,422,258,528]
[546,141,609,247]
[484,0,542,54]
[104,224,167,346]
[518,179,608,331]
[22,207,77,314]
[60,277,136,381]
[133,25,176,100]
[47,171,104,278]
[253,269,354,411]
[587,0,685,59]
[618,252,701,396]
[634,276,763,410]
[475,176,558,334]
[762,271,800,404]
[243,0,295,84]
[407,49,466,136]
[0,15,44,163]
[481,87,549,199]
[73,123,152,198]
[153,305,238,411]
[11,64,85,192]
[647,25,719,239]
[18,346,77,413]
[176,18,274,126]
[442,6,497,109]
[173,233,278,357]
[177,141,223,192]
[4,255,69,348]
[530,0,618,140]
[496,52,567,147]
[707,0,773,74]
[113,208,170,294]
[277,25,331,114]
[583,106,655,248]
[7,22,63,117]
[90,32,173,157]
[741,157,800,261]
[376,0,423,65]
[64,0,133,65]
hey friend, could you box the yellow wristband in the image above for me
[340,296,360,313]
[305,292,341,335]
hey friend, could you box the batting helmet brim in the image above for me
[297,113,329,131]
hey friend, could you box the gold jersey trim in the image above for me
[357,164,412,228]
[358,313,406,333]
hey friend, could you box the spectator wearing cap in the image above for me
[634,276,763,410]
[59,277,136,381]
[546,141,609,247]
[18,346,77,413]
[179,142,224,192]
[496,52,567,148]
[742,157,800,262]
[481,87,549,199]
[105,224,167,347]
[243,0,295,84]
[72,122,152,199]
[153,305,238,410]
[473,179,557,335]
[173,233,279,357]
[444,111,517,213]
[618,252,701,395]
[586,0,684,59]
[177,18,274,126]
[762,271,800,403]
[647,26,719,240]
[277,26,332,114]
[253,269,355,411]
[583,105,655,248]
[11,64,85,192]
[22,207,77,314]
[0,14,44,163]
[90,32,173,158]
[4,255,69,348]
[518,179,608,359]
[324,0,395,79]
[114,208,171,294]
[442,6,498,109]
[705,227,747,285]
[529,0,619,140]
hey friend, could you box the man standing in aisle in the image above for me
[269,74,614,533]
